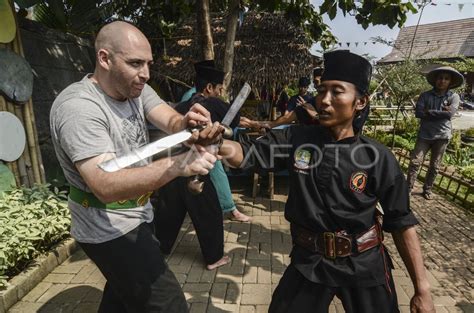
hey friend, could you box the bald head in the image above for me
[95,21,150,56]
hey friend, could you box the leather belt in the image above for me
[293,224,382,259]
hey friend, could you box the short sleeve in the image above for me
[142,84,166,115]
[52,99,114,163]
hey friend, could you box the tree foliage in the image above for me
[374,58,430,149]
[376,60,430,109]
[440,57,474,75]
[16,0,114,35]
[15,0,193,37]
[15,0,419,50]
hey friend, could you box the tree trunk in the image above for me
[196,0,214,60]
[223,0,240,94]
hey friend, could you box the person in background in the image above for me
[308,66,323,96]
[406,66,463,200]
[154,60,234,270]
[181,60,251,223]
[276,82,290,117]
[251,77,317,130]
[181,85,196,102]
[180,62,251,222]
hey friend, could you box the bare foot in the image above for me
[206,255,231,270]
[231,209,251,222]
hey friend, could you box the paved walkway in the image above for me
[8,178,473,313]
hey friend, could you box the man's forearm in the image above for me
[392,226,431,293]
[147,105,186,134]
[168,114,186,133]
[220,139,244,168]
[427,110,452,119]
[84,155,183,203]
[271,111,296,128]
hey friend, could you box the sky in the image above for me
[309,0,473,60]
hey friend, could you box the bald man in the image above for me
[50,21,218,312]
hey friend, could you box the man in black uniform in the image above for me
[262,77,317,128]
[154,60,237,270]
[219,50,435,312]
[311,66,324,94]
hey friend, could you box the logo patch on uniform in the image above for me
[350,171,368,193]
[294,148,312,170]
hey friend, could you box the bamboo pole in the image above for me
[20,101,42,184]
[0,95,7,111]
[13,103,33,185]
[4,0,45,185]
[4,102,30,186]
[15,157,29,186]
[27,98,45,183]
[3,38,33,186]
[8,102,32,185]
[12,14,45,183]
[11,28,40,184]
[5,161,20,187]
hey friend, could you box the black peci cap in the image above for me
[194,60,225,84]
[298,77,311,87]
[321,50,372,94]
[194,60,216,71]
[313,67,323,77]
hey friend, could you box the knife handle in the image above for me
[186,126,233,195]
[187,175,204,195]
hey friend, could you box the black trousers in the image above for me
[153,176,224,265]
[79,222,188,313]
[269,264,400,313]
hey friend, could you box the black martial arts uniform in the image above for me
[154,94,239,265]
[238,124,418,313]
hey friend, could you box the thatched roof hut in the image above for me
[149,12,320,101]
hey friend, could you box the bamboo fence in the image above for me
[0,0,45,187]
[395,148,473,211]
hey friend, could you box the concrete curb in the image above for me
[0,237,78,313]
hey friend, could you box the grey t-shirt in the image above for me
[50,75,164,243]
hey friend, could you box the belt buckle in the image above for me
[323,232,336,259]
[137,191,153,206]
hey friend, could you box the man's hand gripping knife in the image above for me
[185,121,225,194]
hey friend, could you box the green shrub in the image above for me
[460,165,474,180]
[393,116,419,137]
[443,146,473,168]
[367,131,390,145]
[0,184,70,289]
[366,131,415,151]
[464,128,474,138]
[392,135,415,151]
[448,131,462,151]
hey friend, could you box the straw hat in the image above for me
[426,66,464,89]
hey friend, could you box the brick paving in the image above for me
[8,178,473,313]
